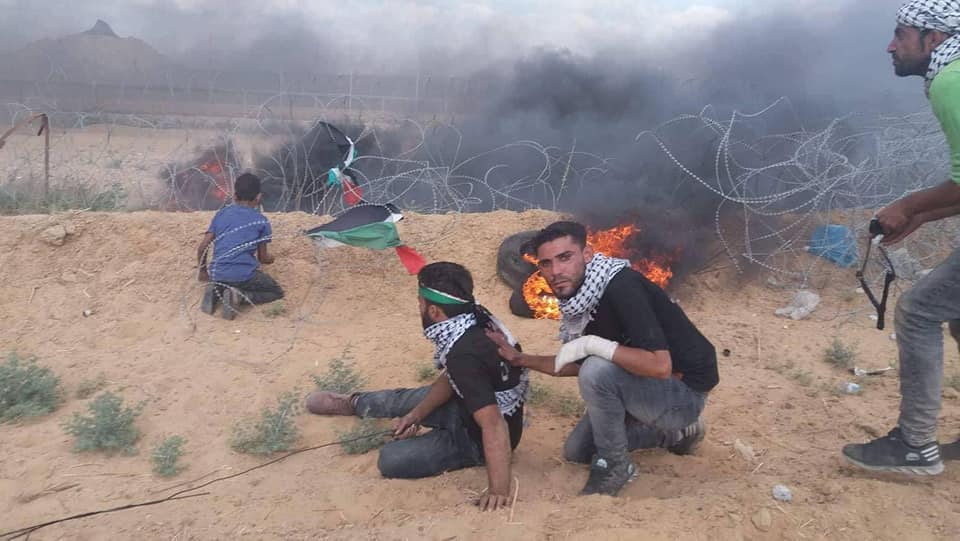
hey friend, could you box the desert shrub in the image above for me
[313,352,367,394]
[63,392,143,455]
[151,435,186,477]
[0,352,63,423]
[824,338,857,369]
[230,392,301,455]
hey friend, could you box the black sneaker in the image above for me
[580,454,637,496]
[668,417,705,456]
[943,438,960,461]
[842,427,943,475]
[221,287,238,320]
[200,283,220,315]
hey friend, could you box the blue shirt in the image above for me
[206,205,272,283]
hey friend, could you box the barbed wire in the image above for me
[637,98,960,290]
[2,94,958,293]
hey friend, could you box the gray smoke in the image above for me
[0,0,930,265]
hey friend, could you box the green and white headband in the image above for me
[419,286,471,305]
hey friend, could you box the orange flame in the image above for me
[521,224,676,320]
[522,271,561,320]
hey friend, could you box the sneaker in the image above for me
[200,283,220,315]
[580,454,637,496]
[305,391,357,416]
[842,427,943,475]
[221,287,238,320]
[668,417,705,456]
[942,438,960,461]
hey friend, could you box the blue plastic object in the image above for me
[808,224,857,268]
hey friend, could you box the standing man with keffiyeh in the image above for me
[842,0,960,475]
[305,262,528,511]
[488,221,718,496]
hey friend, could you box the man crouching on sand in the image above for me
[488,221,719,497]
[305,262,528,511]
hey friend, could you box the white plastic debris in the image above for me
[734,439,756,462]
[839,382,862,395]
[775,290,821,321]
[772,484,793,503]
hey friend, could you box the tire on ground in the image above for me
[496,230,538,290]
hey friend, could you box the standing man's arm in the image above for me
[879,181,960,244]
[881,70,960,243]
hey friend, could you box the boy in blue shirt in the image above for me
[196,173,284,319]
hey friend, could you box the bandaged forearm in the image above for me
[554,335,619,373]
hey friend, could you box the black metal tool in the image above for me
[856,218,896,330]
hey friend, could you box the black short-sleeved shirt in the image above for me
[445,326,524,449]
[582,268,719,393]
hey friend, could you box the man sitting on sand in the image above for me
[306,262,527,511]
[196,172,284,319]
[488,221,718,496]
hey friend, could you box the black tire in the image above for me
[509,286,534,318]
[497,230,538,290]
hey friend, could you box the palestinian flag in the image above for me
[315,121,363,207]
[305,203,426,274]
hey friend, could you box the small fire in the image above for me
[164,145,238,211]
[521,224,677,320]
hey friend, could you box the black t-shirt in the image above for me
[582,269,719,393]
[445,326,524,450]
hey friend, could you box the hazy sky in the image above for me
[0,0,922,112]
[0,0,896,58]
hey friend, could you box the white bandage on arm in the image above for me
[554,335,619,373]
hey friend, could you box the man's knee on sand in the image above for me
[377,440,439,479]
[562,432,594,464]
[377,443,414,478]
[577,356,621,394]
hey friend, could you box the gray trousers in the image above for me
[563,356,706,463]
[354,387,483,479]
[896,247,960,447]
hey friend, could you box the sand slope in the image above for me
[1,210,959,540]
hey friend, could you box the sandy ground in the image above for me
[1,208,959,540]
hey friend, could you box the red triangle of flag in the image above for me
[395,245,426,275]
[342,177,364,206]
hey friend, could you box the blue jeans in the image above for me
[895,247,960,447]
[564,356,706,463]
[354,387,483,479]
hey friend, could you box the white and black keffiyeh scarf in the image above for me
[897,0,960,94]
[558,254,629,343]
[423,311,529,416]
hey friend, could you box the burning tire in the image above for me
[496,230,538,290]
[509,287,534,318]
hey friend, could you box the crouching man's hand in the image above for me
[554,335,619,373]
[477,490,510,511]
